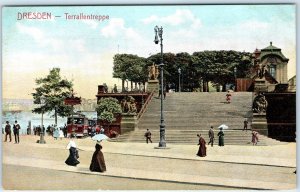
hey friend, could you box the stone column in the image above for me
[252,113,268,136]
[147,80,159,93]
[251,93,268,136]
[120,113,137,134]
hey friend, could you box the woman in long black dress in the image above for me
[90,143,106,172]
[218,128,225,146]
[65,134,80,166]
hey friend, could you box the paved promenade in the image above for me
[2,135,297,190]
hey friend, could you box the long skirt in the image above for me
[90,151,106,172]
[197,145,206,157]
[65,147,80,166]
[218,136,224,146]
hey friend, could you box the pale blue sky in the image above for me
[2,5,296,99]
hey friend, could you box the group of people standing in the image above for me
[4,120,21,144]
[65,134,106,173]
[196,126,225,157]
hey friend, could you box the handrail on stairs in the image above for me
[137,91,155,120]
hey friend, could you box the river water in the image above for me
[2,111,97,134]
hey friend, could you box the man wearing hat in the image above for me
[4,121,12,142]
[208,126,214,147]
[13,120,21,143]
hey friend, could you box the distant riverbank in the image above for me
[2,111,97,134]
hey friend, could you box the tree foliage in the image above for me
[96,97,122,123]
[113,54,148,91]
[32,68,73,125]
[113,50,252,92]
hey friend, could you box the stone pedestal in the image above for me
[252,113,268,136]
[120,113,137,134]
[147,80,159,93]
[254,78,268,92]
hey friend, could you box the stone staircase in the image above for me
[111,92,283,145]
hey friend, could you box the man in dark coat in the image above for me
[90,143,106,172]
[144,129,152,144]
[197,134,206,157]
[4,121,12,142]
[13,120,20,143]
[243,119,248,131]
[208,126,214,147]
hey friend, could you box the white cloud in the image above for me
[101,18,125,37]
[72,39,86,52]
[142,15,159,24]
[16,23,44,42]
[82,20,98,29]
[16,23,64,50]
[142,9,202,28]
[100,18,145,54]
[240,20,270,31]
[15,23,91,55]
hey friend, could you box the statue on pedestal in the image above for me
[253,93,268,114]
[121,96,137,114]
[257,63,266,79]
[148,63,159,80]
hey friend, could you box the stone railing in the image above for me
[137,91,155,120]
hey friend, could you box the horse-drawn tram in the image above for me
[66,113,89,137]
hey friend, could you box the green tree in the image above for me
[192,50,251,92]
[175,52,194,91]
[113,54,148,91]
[96,97,122,124]
[32,68,73,125]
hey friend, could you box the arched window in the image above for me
[269,64,276,79]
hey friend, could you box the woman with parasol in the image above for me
[217,124,227,146]
[90,134,108,172]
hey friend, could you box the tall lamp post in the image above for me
[234,66,237,91]
[178,68,181,92]
[38,96,46,144]
[154,25,166,148]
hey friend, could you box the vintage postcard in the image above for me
[1,4,297,190]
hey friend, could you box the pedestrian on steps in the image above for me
[226,90,232,103]
[251,131,259,145]
[144,129,152,144]
[208,126,214,147]
[243,119,248,131]
[217,128,225,146]
[196,134,207,157]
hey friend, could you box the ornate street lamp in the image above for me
[234,66,237,91]
[38,96,46,144]
[234,66,237,78]
[154,25,166,148]
[178,68,181,92]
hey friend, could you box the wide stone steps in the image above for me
[139,93,252,126]
[115,92,281,145]
[111,130,282,146]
